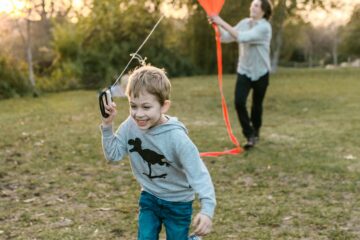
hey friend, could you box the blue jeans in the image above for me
[138,191,193,240]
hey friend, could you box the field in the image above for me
[1,68,360,239]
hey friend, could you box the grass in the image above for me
[1,68,360,239]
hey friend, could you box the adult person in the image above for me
[209,0,273,149]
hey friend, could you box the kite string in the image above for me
[112,15,164,87]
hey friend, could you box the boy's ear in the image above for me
[161,100,171,114]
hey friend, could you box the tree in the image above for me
[270,0,326,71]
[276,18,308,66]
[182,0,250,75]
[0,55,28,99]
[9,0,75,95]
[339,4,360,58]
[50,0,195,89]
[13,4,36,95]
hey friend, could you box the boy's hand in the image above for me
[191,213,212,236]
[102,101,117,126]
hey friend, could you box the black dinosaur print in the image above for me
[128,138,170,179]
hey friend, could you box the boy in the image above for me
[100,65,216,240]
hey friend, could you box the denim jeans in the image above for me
[138,191,193,240]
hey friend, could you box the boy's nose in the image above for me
[134,110,145,118]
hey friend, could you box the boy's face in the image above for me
[129,90,170,130]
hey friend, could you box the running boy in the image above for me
[100,65,216,240]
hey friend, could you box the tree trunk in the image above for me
[271,27,283,72]
[332,36,338,66]
[270,0,286,73]
[26,18,38,96]
[308,51,313,68]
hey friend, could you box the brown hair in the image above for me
[126,65,171,105]
[260,0,273,20]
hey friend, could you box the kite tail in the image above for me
[200,24,243,157]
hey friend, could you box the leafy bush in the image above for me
[37,61,81,92]
[0,56,29,99]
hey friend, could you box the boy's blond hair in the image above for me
[126,65,171,105]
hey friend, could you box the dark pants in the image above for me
[234,72,269,139]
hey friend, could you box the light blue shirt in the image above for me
[219,18,272,81]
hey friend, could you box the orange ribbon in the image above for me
[200,24,243,157]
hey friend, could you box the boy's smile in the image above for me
[129,91,170,130]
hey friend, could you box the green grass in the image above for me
[1,68,360,239]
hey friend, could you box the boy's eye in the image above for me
[130,105,137,109]
[143,106,151,110]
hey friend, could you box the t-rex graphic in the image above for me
[128,138,170,179]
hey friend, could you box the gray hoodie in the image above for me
[101,116,216,218]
